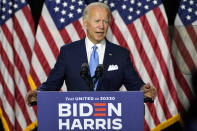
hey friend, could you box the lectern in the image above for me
[37,91,144,131]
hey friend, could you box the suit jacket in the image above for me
[38,38,144,91]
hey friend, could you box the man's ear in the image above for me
[83,18,87,29]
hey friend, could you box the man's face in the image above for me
[83,6,109,44]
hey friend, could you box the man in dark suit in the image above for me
[26,2,156,105]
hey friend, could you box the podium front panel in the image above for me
[37,91,144,131]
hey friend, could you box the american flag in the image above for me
[28,0,191,130]
[0,0,37,131]
[172,0,196,110]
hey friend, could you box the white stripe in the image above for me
[36,26,56,68]
[0,83,15,126]
[66,23,80,42]
[0,27,14,66]
[172,39,191,74]
[0,57,14,96]
[107,27,119,45]
[159,5,168,24]
[42,5,64,49]
[144,104,156,130]
[15,8,35,50]
[15,102,27,129]
[13,31,30,75]
[31,52,47,83]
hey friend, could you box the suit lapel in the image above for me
[97,40,113,90]
[79,38,88,64]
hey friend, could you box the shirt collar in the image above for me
[85,37,106,52]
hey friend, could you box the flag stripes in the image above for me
[0,1,37,130]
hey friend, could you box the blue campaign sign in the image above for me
[37,91,144,131]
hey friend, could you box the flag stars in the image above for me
[54,6,59,12]
[189,0,194,5]
[136,10,141,15]
[104,0,108,4]
[129,7,133,12]
[110,2,115,8]
[186,15,191,20]
[60,18,65,23]
[68,12,73,18]
[70,5,75,10]
[14,4,18,9]
[61,10,66,15]
[77,8,82,14]
[9,2,12,6]
[128,15,132,20]
[21,0,25,3]
[72,0,76,2]
[122,4,126,10]
[153,0,157,5]
[188,8,192,13]
[2,7,6,12]
[137,2,142,7]
[78,0,83,6]
[130,0,135,4]
[2,0,6,4]
[62,2,68,7]
[1,15,5,20]
[181,5,186,10]
[144,5,149,10]
[8,9,12,14]
[56,0,60,4]
[195,11,197,16]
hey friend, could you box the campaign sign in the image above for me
[37,91,144,131]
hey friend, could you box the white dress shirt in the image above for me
[85,37,106,65]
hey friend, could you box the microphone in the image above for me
[80,63,94,91]
[93,64,104,85]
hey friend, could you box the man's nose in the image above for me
[98,21,104,29]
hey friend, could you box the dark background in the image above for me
[0,0,184,131]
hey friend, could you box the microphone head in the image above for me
[94,64,104,78]
[80,63,89,78]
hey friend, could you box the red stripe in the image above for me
[144,120,150,131]
[30,67,41,87]
[127,23,165,125]
[0,71,15,110]
[0,99,14,131]
[1,24,13,47]
[186,25,197,53]
[13,15,32,63]
[93,113,106,116]
[34,40,51,76]
[22,6,35,35]
[140,14,179,115]
[39,16,59,59]
[60,28,72,44]
[72,20,86,39]
[14,82,32,125]
[173,28,196,73]
[15,118,23,131]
